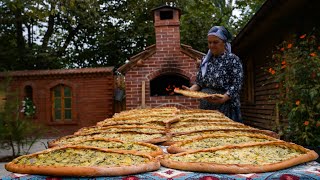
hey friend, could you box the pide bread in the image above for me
[97,116,178,127]
[11,107,314,177]
[170,118,236,128]
[167,134,281,153]
[174,112,230,119]
[5,146,160,176]
[160,141,319,174]
[163,129,280,146]
[48,131,168,148]
[174,89,224,99]
[63,138,163,157]
[113,107,179,118]
[179,109,224,114]
[74,125,166,135]
[178,113,229,120]
[169,123,255,134]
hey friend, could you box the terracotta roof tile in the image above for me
[0,67,114,77]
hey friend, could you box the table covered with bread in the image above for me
[2,107,320,179]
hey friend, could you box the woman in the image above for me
[184,26,243,122]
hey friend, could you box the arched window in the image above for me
[51,84,72,121]
[24,85,33,99]
[23,85,36,118]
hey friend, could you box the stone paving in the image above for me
[0,139,55,178]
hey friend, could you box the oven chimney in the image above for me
[152,6,181,52]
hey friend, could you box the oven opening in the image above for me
[150,73,190,96]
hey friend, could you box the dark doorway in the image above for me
[150,73,190,96]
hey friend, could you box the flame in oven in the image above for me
[165,84,176,95]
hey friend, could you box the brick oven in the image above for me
[118,5,204,109]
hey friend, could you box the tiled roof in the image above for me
[117,45,156,74]
[0,67,114,77]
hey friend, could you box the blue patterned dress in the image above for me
[196,52,243,122]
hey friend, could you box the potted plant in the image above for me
[21,97,36,118]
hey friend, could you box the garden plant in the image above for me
[0,76,45,160]
[269,29,320,147]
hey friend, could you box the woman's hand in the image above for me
[181,85,191,90]
[182,84,200,91]
[204,94,230,104]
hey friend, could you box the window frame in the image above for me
[51,84,73,122]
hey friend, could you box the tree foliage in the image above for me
[0,0,265,71]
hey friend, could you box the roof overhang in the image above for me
[232,0,306,56]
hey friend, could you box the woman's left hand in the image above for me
[204,94,230,104]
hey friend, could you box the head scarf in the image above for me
[201,26,232,77]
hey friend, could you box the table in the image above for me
[1,161,319,180]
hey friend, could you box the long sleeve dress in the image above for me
[196,52,244,122]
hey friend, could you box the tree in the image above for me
[0,0,103,70]
[180,0,235,52]
[0,0,266,70]
[179,0,266,52]
[232,0,266,33]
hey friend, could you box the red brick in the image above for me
[2,71,115,137]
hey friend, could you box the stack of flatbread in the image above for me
[5,107,318,176]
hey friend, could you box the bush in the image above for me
[0,76,45,157]
[269,29,320,146]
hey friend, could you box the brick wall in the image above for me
[5,72,114,137]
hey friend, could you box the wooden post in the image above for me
[141,81,145,108]
[247,58,254,103]
[275,103,282,135]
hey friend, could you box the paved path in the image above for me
[0,139,55,178]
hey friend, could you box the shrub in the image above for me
[269,29,320,146]
[0,76,45,158]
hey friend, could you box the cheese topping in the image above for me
[113,107,178,117]
[169,145,303,165]
[14,148,149,167]
[75,140,156,152]
[179,109,222,114]
[98,116,173,126]
[77,126,165,135]
[171,122,243,128]
[53,133,165,146]
[171,125,253,133]
[178,113,226,119]
[180,136,272,150]
[172,131,272,141]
